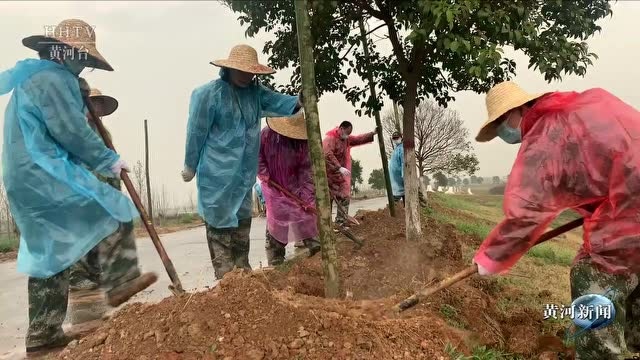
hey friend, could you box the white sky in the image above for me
[0,1,638,208]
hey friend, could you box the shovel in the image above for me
[393,218,584,312]
[83,95,185,296]
[267,179,364,247]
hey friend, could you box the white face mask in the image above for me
[340,133,348,140]
[392,139,402,145]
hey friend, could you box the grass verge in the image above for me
[0,234,19,253]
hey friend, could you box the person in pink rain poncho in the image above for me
[257,112,321,265]
[473,81,640,359]
[323,121,376,228]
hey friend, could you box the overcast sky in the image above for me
[0,1,638,208]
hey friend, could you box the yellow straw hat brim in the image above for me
[476,81,547,142]
[210,44,276,75]
[89,95,118,117]
[210,60,275,75]
[266,111,307,140]
[22,19,113,71]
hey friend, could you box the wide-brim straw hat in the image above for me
[210,44,275,75]
[89,88,118,117]
[266,110,307,140]
[476,81,547,142]
[22,19,113,71]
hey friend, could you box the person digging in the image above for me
[323,121,377,231]
[65,79,123,329]
[472,81,640,360]
[181,44,302,280]
[257,111,322,266]
[0,19,157,357]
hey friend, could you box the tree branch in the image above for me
[339,23,385,61]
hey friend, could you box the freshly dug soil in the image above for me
[60,207,563,360]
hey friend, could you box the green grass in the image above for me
[445,343,524,360]
[428,194,577,265]
[440,304,468,329]
[0,235,19,253]
[527,243,574,266]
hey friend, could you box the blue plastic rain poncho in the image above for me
[184,69,299,228]
[389,143,404,196]
[0,59,138,278]
[253,182,265,205]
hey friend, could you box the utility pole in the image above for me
[144,119,153,223]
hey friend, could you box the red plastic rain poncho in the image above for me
[323,127,375,199]
[474,89,640,276]
[258,127,317,244]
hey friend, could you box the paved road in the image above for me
[0,197,387,358]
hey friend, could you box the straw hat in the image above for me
[476,81,546,142]
[266,111,307,140]
[210,44,275,75]
[89,88,118,117]
[22,19,113,71]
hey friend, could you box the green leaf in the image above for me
[517,6,524,17]
[446,9,454,25]
[514,30,522,42]
[450,40,459,52]
[463,39,471,51]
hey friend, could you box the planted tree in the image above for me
[223,0,612,245]
[294,0,340,297]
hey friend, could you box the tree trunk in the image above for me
[402,77,423,242]
[144,119,153,223]
[393,101,401,132]
[358,18,396,218]
[294,0,341,298]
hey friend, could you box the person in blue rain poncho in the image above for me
[389,132,405,204]
[182,44,302,280]
[253,181,266,216]
[0,19,157,356]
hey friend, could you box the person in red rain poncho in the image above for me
[323,121,376,228]
[473,81,640,359]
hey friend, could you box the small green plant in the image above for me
[439,304,467,329]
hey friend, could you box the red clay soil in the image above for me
[59,208,567,360]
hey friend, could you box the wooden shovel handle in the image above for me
[83,95,184,295]
[393,217,584,312]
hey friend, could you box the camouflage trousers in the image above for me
[265,229,321,266]
[206,219,252,280]
[69,247,102,291]
[570,258,640,360]
[332,197,350,226]
[26,222,141,349]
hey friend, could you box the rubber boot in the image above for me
[106,272,158,307]
[68,289,108,325]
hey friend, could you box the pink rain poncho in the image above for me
[322,127,375,199]
[473,88,640,276]
[258,127,317,244]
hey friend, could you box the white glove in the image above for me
[110,159,130,178]
[181,167,195,182]
[339,167,351,177]
[472,259,493,276]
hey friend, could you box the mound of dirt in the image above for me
[60,207,561,360]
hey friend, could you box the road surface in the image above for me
[0,197,388,358]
